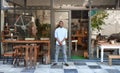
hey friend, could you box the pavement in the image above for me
[0,60,120,73]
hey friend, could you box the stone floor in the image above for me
[0,60,120,73]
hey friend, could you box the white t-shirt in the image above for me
[55,27,67,45]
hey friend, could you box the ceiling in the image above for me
[2,0,120,9]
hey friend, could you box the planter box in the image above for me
[40,38,49,40]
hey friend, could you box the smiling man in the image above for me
[53,21,69,66]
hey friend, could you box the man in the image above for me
[53,21,69,66]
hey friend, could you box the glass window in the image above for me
[2,10,51,39]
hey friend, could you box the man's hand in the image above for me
[56,38,67,46]
[56,38,62,46]
[58,41,62,46]
[60,41,63,46]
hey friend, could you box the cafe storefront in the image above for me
[1,0,119,63]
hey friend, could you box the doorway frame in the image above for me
[51,10,72,59]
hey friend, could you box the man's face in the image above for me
[59,21,64,27]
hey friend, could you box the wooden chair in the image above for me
[13,45,25,67]
[2,31,18,64]
[2,43,16,64]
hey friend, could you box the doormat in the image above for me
[71,55,85,59]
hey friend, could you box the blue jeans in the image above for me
[55,45,67,63]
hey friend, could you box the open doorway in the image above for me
[71,10,89,59]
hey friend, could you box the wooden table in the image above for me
[96,43,120,62]
[2,40,51,66]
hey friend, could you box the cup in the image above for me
[110,40,115,44]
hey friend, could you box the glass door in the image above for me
[71,10,89,59]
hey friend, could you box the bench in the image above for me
[108,55,120,66]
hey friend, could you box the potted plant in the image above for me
[35,19,50,40]
[40,23,50,40]
[91,10,109,39]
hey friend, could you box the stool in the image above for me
[29,44,39,67]
[108,55,120,66]
[22,44,39,68]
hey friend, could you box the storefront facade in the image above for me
[1,0,119,61]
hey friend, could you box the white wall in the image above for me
[36,10,50,24]
[55,12,69,29]
[101,10,120,36]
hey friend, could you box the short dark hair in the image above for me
[59,21,63,24]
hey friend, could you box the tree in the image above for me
[91,10,109,31]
